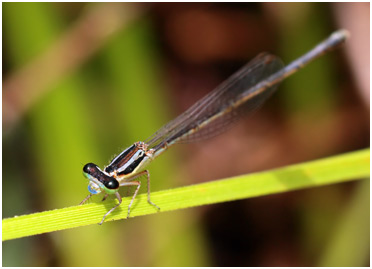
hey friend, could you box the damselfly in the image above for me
[81,30,349,225]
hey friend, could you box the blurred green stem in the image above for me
[319,178,370,266]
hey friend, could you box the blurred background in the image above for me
[2,2,369,266]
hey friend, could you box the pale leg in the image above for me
[120,180,141,218]
[143,170,160,210]
[101,194,109,202]
[99,192,122,225]
[79,193,93,205]
[121,170,160,213]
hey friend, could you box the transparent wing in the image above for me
[144,53,284,153]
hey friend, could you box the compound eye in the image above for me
[83,163,98,174]
[105,166,114,174]
[105,178,119,190]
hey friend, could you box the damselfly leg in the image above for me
[79,193,94,205]
[99,192,122,225]
[118,169,160,217]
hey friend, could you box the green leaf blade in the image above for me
[3,148,369,241]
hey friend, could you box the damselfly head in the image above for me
[82,162,119,195]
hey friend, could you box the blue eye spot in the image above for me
[88,183,101,194]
